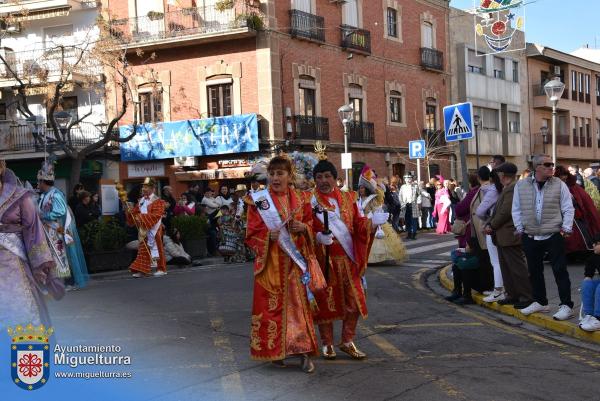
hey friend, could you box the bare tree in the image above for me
[0,11,148,191]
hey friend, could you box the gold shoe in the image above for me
[322,345,337,360]
[339,342,367,360]
[300,354,315,373]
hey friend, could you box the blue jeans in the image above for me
[581,279,600,317]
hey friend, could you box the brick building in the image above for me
[527,44,600,168]
[106,0,453,194]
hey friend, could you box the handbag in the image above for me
[451,219,468,235]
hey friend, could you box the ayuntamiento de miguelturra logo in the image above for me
[8,323,53,391]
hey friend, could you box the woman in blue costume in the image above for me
[37,159,89,289]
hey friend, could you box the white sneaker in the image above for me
[153,271,167,277]
[483,289,506,303]
[552,305,574,321]
[580,316,600,331]
[579,314,593,327]
[483,290,493,296]
[520,302,550,316]
[132,273,143,278]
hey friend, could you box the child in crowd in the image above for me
[446,237,480,305]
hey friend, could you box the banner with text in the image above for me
[119,114,259,162]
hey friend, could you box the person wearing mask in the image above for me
[554,166,600,255]
[513,154,575,320]
[484,163,533,309]
[216,184,233,208]
[399,172,420,240]
[568,164,584,188]
[476,167,504,303]
[74,191,101,228]
[173,193,196,216]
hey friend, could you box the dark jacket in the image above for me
[454,186,480,248]
[488,180,520,247]
[74,202,100,228]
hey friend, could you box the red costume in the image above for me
[565,181,600,253]
[245,188,319,361]
[126,194,166,274]
[311,188,373,347]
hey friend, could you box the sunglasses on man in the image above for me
[537,162,554,168]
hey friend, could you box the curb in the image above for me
[438,265,600,345]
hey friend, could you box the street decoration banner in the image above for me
[119,113,259,162]
[474,0,525,55]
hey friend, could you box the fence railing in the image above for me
[420,47,444,71]
[109,3,260,44]
[289,9,325,42]
[0,46,100,81]
[0,123,110,152]
[532,83,570,100]
[348,121,374,144]
[293,115,329,140]
[340,25,371,54]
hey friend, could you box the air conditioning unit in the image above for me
[173,156,196,167]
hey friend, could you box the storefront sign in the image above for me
[175,167,251,181]
[218,159,251,168]
[119,113,259,162]
[127,162,165,178]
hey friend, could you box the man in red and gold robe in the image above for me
[245,156,321,373]
[311,159,384,360]
[125,177,167,277]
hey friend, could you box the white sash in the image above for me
[357,194,377,217]
[251,189,315,303]
[311,194,356,263]
[0,232,27,262]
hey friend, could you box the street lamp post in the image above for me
[544,78,566,165]
[338,103,354,190]
[540,126,549,154]
[473,114,481,169]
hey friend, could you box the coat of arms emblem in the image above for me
[8,324,53,391]
[255,196,270,211]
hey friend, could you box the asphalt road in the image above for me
[45,232,600,401]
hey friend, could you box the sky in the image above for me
[450,0,600,53]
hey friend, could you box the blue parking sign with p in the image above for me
[443,102,474,142]
[409,140,426,159]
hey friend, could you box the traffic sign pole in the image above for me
[417,158,421,184]
[459,140,469,193]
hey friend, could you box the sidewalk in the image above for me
[89,256,234,281]
[439,263,600,345]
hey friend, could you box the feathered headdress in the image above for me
[37,155,56,181]
[358,165,377,194]
[250,159,268,182]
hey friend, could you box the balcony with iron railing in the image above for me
[348,120,374,144]
[109,3,261,50]
[289,9,325,43]
[293,115,329,141]
[0,122,114,153]
[420,47,444,71]
[340,25,371,54]
[0,46,100,87]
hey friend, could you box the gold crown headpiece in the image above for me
[314,141,328,161]
[7,324,54,343]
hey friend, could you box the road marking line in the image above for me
[207,295,246,400]
[360,323,467,400]
[374,322,484,330]
[417,351,530,360]
[560,351,600,368]
[406,240,457,255]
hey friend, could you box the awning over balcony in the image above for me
[3,6,71,21]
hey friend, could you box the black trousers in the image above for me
[451,264,477,299]
[522,233,573,308]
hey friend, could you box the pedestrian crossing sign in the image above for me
[443,102,474,142]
